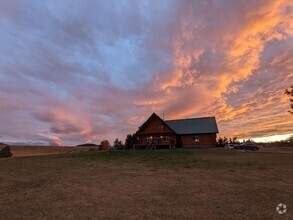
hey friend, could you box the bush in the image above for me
[100,140,110,151]
[0,145,13,158]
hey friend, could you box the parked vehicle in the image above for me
[239,143,259,151]
[234,144,243,150]
[224,143,239,149]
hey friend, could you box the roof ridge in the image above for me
[165,116,216,122]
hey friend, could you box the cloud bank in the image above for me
[0,0,292,145]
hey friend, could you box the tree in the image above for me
[124,133,138,149]
[113,138,124,150]
[230,136,238,143]
[285,86,293,115]
[217,137,224,147]
[100,140,110,151]
[217,136,240,147]
[216,137,228,147]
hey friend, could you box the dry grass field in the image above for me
[8,145,97,157]
[0,148,292,219]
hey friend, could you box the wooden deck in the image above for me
[133,142,175,150]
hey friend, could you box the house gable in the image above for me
[137,113,175,134]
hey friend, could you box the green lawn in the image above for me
[0,148,292,219]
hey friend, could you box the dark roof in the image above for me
[165,117,219,134]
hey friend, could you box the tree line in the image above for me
[89,134,137,151]
[111,133,138,150]
[216,136,240,147]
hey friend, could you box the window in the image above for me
[192,136,199,142]
[157,125,164,131]
[147,136,153,142]
[163,136,169,142]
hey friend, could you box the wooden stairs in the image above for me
[144,141,175,150]
[145,141,154,150]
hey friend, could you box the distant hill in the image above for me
[76,143,99,147]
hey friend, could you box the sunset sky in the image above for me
[0,0,292,146]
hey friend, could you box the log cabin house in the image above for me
[134,113,219,149]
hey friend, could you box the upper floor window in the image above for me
[192,136,199,142]
[157,125,164,131]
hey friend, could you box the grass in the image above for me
[0,148,292,219]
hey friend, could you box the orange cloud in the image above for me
[141,0,293,139]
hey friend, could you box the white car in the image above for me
[224,143,239,149]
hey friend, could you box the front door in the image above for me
[154,137,160,144]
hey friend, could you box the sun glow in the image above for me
[240,133,293,143]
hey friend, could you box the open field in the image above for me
[0,148,292,219]
[7,145,98,157]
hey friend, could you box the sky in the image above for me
[0,0,292,146]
